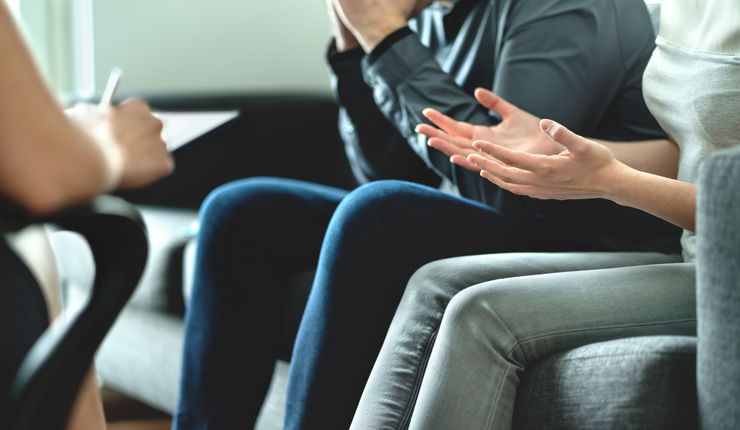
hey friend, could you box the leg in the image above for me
[285,180,618,430]
[6,228,106,430]
[0,239,49,419]
[409,261,695,430]
[352,252,682,429]
[174,177,346,430]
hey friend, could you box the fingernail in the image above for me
[541,119,557,137]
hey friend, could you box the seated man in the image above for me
[174,0,680,429]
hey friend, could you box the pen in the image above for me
[99,67,123,108]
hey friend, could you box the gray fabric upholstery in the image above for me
[697,146,740,429]
[514,336,698,430]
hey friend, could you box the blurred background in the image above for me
[10,0,332,97]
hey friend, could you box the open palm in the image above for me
[417,88,564,172]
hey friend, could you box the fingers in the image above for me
[540,119,590,156]
[474,88,517,118]
[417,124,473,146]
[426,137,485,172]
[427,137,473,158]
[472,140,551,173]
[423,108,474,138]
[416,123,449,141]
[467,153,538,186]
[449,154,481,172]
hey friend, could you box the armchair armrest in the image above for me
[697,146,740,429]
[4,196,148,430]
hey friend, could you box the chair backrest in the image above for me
[0,196,148,430]
[696,146,740,429]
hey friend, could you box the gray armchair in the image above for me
[510,146,740,430]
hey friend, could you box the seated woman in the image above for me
[351,0,739,428]
[0,4,173,428]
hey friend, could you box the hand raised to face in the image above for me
[324,0,359,52]
[331,0,423,52]
[416,88,564,173]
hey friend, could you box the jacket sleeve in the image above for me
[328,43,440,186]
[361,0,668,215]
[361,28,493,183]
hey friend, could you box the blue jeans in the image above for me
[174,177,345,429]
[174,177,678,430]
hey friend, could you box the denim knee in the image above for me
[199,177,289,226]
[402,260,470,310]
[440,283,522,363]
[326,180,433,240]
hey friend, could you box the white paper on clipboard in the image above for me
[155,111,239,151]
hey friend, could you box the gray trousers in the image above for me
[351,252,695,430]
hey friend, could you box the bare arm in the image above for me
[607,165,695,231]
[597,137,680,179]
[466,120,695,231]
[0,4,172,214]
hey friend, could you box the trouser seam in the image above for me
[398,330,438,430]
[484,362,512,430]
[505,318,697,359]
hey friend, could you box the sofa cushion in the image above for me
[513,336,697,430]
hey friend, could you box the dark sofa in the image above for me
[52,94,738,429]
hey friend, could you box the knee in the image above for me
[440,283,516,348]
[403,260,464,306]
[328,180,430,237]
[200,177,282,220]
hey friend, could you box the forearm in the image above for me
[0,5,109,213]
[598,138,680,179]
[330,44,437,184]
[363,30,492,179]
[606,163,695,231]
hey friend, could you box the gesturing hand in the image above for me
[466,119,623,201]
[416,88,564,172]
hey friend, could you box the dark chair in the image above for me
[0,195,148,430]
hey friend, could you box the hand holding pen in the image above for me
[67,68,174,189]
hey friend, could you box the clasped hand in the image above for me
[326,0,425,52]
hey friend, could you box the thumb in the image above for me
[474,88,517,118]
[540,119,589,155]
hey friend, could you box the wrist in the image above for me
[600,160,639,205]
[91,120,125,191]
[355,17,407,52]
[335,34,360,52]
[66,104,124,190]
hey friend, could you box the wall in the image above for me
[89,0,333,96]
